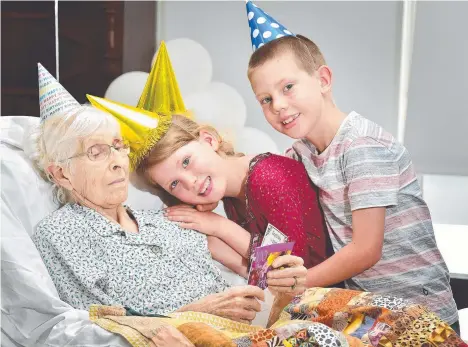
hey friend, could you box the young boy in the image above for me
[244,2,459,329]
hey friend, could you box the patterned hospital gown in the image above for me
[33,203,230,315]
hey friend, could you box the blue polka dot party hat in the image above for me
[245,0,295,52]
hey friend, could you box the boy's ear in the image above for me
[198,130,220,151]
[317,65,333,93]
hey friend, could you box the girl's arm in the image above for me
[207,236,249,278]
[165,206,251,276]
[212,217,251,259]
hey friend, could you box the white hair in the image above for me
[29,105,120,205]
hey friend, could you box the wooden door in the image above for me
[1,1,124,118]
[58,1,123,105]
[1,1,56,117]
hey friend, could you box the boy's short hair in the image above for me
[248,34,326,76]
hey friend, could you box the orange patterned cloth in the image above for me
[90,288,467,347]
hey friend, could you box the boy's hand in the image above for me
[164,205,223,236]
[195,201,219,212]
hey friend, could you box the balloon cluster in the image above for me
[105,38,279,155]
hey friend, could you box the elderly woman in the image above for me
[30,105,307,329]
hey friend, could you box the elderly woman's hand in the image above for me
[178,285,264,324]
[266,254,308,297]
[150,325,194,347]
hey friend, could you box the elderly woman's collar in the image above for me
[69,203,155,238]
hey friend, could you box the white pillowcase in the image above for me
[1,116,131,346]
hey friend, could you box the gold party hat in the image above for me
[87,94,171,170]
[137,41,188,116]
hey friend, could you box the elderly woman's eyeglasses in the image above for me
[68,139,130,162]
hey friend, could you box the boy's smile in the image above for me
[281,112,301,129]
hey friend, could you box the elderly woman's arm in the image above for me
[150,325,195,347]
[33,226,119,311]
[176,255,309,324]
[176,285,265,324]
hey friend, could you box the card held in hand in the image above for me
[248,242,295,289]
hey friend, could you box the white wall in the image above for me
[422,175,468,225]
[405,1,468,175]
[156,1,402,152]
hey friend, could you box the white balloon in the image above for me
[185,82,247,137]
[153,38,213,98]
[104,71,149,106]
[235,127,280,155]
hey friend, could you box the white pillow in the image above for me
[1,117,58,234]
[1,116,131,346]
[1,192,129,346]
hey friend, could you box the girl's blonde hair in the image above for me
[136,114,243,206]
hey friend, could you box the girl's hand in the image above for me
[164,205,224,236]
[266,254,307,296]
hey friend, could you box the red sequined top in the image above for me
[223,153,334,269]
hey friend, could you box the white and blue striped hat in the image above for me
[245,0,295,52]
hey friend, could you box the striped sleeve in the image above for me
[285,140,313,162]
[284,147,297,159]
[344,137,399,211]
[284,145,300,161]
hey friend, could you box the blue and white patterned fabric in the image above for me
[245,0,295,52]
[33,203,230,315]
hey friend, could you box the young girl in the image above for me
[136,114,339,285]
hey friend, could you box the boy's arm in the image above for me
[300,137,399,287]
[301,207,386,287]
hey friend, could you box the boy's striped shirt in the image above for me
[286,112,458,324]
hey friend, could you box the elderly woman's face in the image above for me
[66,132,130,208]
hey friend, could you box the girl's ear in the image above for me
[198,130,220,151]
